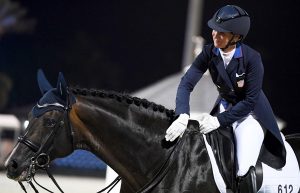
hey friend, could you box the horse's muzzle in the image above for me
[5,159,29,181]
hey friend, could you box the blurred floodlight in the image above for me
[23,120,29,129]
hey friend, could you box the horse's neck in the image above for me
[70,94,172,188]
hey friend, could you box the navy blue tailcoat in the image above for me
[175,43,286,169]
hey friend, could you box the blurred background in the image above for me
[0,0,299,192]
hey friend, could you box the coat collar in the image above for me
[212,43,243,58]
[211,43,244,90]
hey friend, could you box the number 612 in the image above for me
[278,184,293,193]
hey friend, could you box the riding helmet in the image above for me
[207,5,250,40]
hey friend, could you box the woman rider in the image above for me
[165,5,286,193]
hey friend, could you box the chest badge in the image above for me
[236,73,245,88]
[237,80,244,88]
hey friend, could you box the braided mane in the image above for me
[70,87,175,119]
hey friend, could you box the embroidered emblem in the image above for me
[236,73,245,88]
[236,73,245,78]
[237,80,244,88]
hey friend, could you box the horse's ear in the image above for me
[56,72,68,98]
[37,69,53,95]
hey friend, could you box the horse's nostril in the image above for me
[10,160,18,169]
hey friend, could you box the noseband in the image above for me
[16,92,73,193]
[18,109,70,182]
[13,89,184,193]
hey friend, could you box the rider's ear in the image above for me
[56,72,68,99]
[37,69,53,95]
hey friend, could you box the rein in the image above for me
[136,135,185,193]
[97,133,185,193]
[16,88,184,193]
[14,89,122,193]
[16,89,74,193]
[17,108,69,193]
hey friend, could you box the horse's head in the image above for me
[5,69,75,181]
[5,69,178,191]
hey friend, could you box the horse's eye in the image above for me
[44,118,56,128]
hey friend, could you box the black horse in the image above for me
[5,70,300,193]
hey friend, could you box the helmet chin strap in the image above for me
[221,34,242,52]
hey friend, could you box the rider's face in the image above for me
[212,30,238,52]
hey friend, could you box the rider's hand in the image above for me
[196,113,220,134]
[165,113,189,142]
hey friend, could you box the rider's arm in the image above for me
[175,45,211,116]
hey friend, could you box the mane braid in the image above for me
[70,87,175,119]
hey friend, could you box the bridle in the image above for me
[17,94,72,193]
[14,90,123,193]
[14,89,185,193]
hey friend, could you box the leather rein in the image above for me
[17,92,73,193]
[16,90,183,193]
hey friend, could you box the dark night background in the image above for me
[0,0,299,135]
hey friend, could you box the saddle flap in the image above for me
[206,126,235,189]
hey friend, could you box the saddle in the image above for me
[206,126,263,192]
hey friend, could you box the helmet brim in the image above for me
[207,19,231,33]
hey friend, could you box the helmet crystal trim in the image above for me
[215,6,249,23]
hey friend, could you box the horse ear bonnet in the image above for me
[37,69,53,94]
[32,69,76,117]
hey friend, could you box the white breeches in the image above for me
[232,114,265,177]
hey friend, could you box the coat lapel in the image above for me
[226,45,243,78]
[212,45,244,90]
[226,58,239,82]
[212,47,234,89]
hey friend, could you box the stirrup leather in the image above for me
[236,166,257,193]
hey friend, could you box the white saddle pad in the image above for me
[203,134,300,193]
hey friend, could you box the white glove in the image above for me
[165,113,189,141]
[196,113,220,134]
